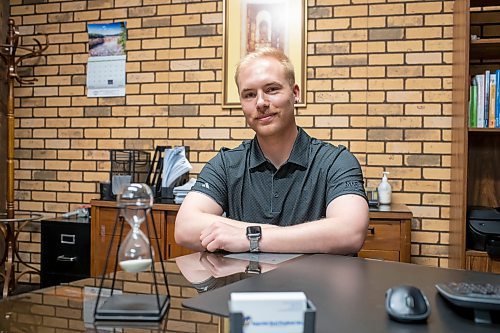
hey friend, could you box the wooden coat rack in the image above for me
[0,19,49,219]
[0,19,48,297]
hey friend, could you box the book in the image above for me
[484,70,490,127]
[470,79,478,128]
[489,75,496,128]
[476,74,485,128]
[496,70,500,128]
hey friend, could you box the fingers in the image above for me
[199,222,245,252]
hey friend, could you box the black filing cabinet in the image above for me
[41,217,90,288]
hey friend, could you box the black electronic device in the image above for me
[467,207,500,256]
[385,285,431,323]
[435,282,500,324]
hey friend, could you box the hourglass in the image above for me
[94,183,170,321]
[118,184,154,273]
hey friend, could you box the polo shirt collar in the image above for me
[249,127,310,170]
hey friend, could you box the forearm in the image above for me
[261,195,369,254]
[175,202,275,251]
[259,217,367,254]
[175,210,237,251]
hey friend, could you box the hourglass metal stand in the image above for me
[94,184,170,321]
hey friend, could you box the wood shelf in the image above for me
[470,38,500,60]
[470,0,500,8]
[468,128,500,133]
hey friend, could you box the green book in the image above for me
[470,79,478,128]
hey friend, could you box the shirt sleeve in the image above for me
[190,150,229,212]
[325,146,367,206]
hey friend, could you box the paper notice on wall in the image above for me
[86,22,127,97]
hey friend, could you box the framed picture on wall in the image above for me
[222,0,307,108]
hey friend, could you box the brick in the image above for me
[369,79,403,90]
[334,29,368,42]
[406,27,442,39]
[369,54,404,65]
[369,28,404,40]
[172,14,201,26]
[405,155,441,167]
[387,91,422,103]
[406,2,443,14]
[367,154,403,166]
[352,17,386,29]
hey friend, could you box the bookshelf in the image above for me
[450,0,500,271]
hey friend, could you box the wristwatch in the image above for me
[245,259,261,274]
[246,226,262,253]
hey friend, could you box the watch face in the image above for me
[246,226,261,237]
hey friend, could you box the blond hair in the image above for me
[234,47,295,89]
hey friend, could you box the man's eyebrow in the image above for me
[240,88,254,95]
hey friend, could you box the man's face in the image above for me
[237,57,300,139]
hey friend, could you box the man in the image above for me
[175,47,369,254]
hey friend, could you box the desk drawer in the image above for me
[359,249,400,261]
[95,207,164,239]
[361,221,400,251]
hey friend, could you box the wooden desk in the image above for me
[361,204,412,263]
[466,250,500,273]
[90,201,413,275]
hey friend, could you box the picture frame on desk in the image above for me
[222,0,307,108]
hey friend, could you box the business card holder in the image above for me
[228,299,316,333]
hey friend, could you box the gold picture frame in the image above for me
[222,0,307,108]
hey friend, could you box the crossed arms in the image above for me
[174,191,369,254]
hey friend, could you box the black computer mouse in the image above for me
[385,285,431,323]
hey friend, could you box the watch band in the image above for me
[249,237,260,252]
[245,260,261,274]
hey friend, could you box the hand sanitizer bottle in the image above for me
[377,171,392,205]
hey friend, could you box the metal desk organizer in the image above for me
[146,146,190,203]
[229,299,316,333]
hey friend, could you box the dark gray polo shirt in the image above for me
[191,127,367,226]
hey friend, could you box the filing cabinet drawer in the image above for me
[41,218,90,287]
[362,221,401,251]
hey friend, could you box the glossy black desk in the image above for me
[184,254,500,333]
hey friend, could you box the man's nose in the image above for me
[256,91,268,110]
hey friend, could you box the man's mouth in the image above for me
[257,113,276,121]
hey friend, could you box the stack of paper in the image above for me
[161,147,192,188]
[173,178,196,204]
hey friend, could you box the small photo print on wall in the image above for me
[86,22,127,98]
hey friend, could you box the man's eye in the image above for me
[243,92,256,99]
[266,86,280,93]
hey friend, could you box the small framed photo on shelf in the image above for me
[222,0,307,108]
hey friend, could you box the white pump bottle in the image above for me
[377,171,392,205]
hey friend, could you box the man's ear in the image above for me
[293,84,300,103]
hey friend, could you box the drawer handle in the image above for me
[61,234,76,244]
[367,226,375,235]
[57,255,77,262]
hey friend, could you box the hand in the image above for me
[199,252,248,277]
[200,221,249,253]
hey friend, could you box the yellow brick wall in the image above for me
[8,0,454,277]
